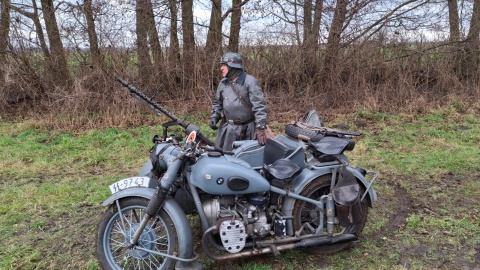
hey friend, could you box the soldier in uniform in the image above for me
[209,52,268,151]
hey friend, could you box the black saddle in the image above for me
[264,159,302,180]
[310,136,355,155]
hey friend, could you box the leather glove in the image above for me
[209,117,219,130]
[255,128,267,145]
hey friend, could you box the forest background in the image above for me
[0,0,479,126]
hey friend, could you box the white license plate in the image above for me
[109,177,151,194]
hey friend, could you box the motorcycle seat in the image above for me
[264,159,302,180]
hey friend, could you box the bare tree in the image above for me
[30,1,51,59]
[145,0,163,79]
[448,0,460,42]
[322,0,348,82]
[41,0,72,87]
[225,0,249,52]
[135,0,163,84]
[0,0,10,83]
[10,1,51,91]
[463,0,480,80]
[467,0,480,43]
[229,0,241,52]
[168,0,180,67]
[302,0,323,77]
[136,0,153,84]
[83,0,102,70]
[206,0,222,54]
[181,0,195,90]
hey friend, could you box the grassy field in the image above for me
[0,107,479,269]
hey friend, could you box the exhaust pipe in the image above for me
[202,226,357,260]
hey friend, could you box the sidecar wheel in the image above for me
[96,197,178,270]
[293,174,368,254]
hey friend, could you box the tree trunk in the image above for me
[11,0,52,89]
[447,0,462,77]
[206,0,222,54]
[145,0,162,80]
[462,0,480,81]
[168,0,180,68]
[181,0,195,91]
[302,0,323,78]
[322,0,348,84]
[136,0,152,84]
[311,0,323,49]
[0,0,10,83]
[168,0,181,88]
[31,0,50,58]
[467,0,480,44]
[447,0,460,42]
[84,0,102,70]
[41,0,72,87]
[303,0,312,46]
[229,0,241,52]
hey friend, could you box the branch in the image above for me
[10,5,35,19]
[346,0,428,46]
[221,0,250,21]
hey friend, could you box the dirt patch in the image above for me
[361,173,480,270]
[387,185,413,230]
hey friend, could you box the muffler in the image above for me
[202,226,357,260]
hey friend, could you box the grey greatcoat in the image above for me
[211,72,267,151]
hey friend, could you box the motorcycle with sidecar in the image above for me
[96,78,379,269]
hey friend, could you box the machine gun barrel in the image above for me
[116,77,217,148]
[116,77,189,129]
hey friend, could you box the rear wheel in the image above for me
[293,174,368,254]
[96,197,177,269]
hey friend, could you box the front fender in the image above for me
[102,187,157,207]
[139,160,152,176]
[101,188,195,265]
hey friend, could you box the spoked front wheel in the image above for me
[96,197,177,270]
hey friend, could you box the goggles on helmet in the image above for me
[220,56,238,64]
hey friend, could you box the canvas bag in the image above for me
[332,166,364,226]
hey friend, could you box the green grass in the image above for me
[347,108,480,179]
[0,107,479,269]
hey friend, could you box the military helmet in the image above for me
[220,52,243,69]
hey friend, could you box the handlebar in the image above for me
[204,145,234,156]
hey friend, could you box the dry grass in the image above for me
[0,44,479,130]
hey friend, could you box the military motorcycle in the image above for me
[96,78,379,269]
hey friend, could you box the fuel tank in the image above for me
[189,153,270,195]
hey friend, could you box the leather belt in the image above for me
[226,118,254,125]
